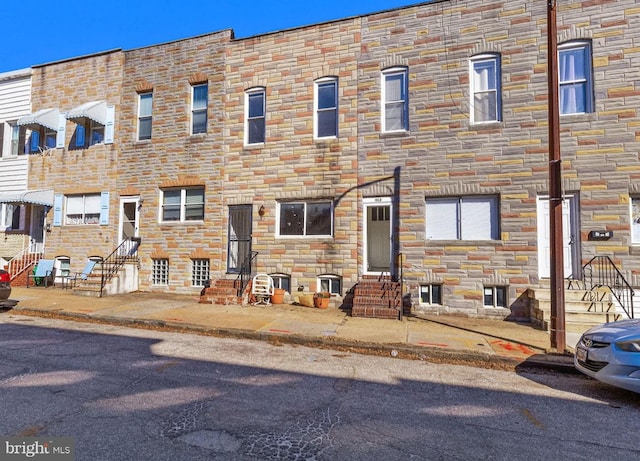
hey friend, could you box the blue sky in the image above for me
[0,0,420,74]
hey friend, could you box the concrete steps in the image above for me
[72,260,139,297]
[529,284,624,335]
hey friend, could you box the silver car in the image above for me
[574,319,640,394]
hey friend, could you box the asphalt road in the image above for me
[0,313,638,461]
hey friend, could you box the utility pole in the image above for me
[547,0,566,352]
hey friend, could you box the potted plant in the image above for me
[313,291,331,309]
[271,288,286,304]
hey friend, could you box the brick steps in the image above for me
[200,278,244,305]
[351,276,404,320]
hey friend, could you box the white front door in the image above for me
[119,197,140,243]
[364,197,392,274]
[537,195,579,279]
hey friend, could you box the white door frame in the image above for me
[118,196,140,243]
[537,194,580,279]
[363,197,393,276]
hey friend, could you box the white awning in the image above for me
[0,189,54,207]
[66,100,108,125]
[17,108,60,131]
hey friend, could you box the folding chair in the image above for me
[27,259,56,288]
[64,260,97,289]
[251,273,274,305]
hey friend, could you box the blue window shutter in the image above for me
[56,114,66,149]
[100,191,110,225]
[30,131,40,153]
[53,194,63,226]
[75,125,86,148]
[104,105,115,144]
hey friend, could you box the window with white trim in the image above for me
[160,187,205,222]
[419,284,442,305]
[191,258,210,287]
[559,41,593,115]
[2,204,25,232]
[426,196,499,240]
[0,121,25,157]
[318,274,341,295]
[152,258,169,285]
[65,194,101,225]
[270,273,291,292]
[245,88,266,145]
[29,127,57,153]
[484,286,507,308]
[314,77,338,139]
[382,67,408,132]
[470,54,501,123]
[278,201,332,237]
[138,92,153,140]
[56,256,71,277]
[630,196,640,245]
[75,120,104,148]
[191,83,208,134]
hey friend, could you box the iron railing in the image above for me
[235,250,258,297]
[99,237,141,297]
[583,255,635,319]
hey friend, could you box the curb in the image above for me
[8,306,578,374]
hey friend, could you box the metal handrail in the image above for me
[583,255,635,319]
[235,251,258,297]
[99,237,141,297]
[397,252,404,320]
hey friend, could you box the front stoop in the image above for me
[529,284,624,335]
[199,278,244,305]
[351,276,404,320]
[72,260,139,297]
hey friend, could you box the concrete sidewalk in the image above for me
[3,287,577,372]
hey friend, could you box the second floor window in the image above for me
[314,78,338,139]
[382,68,408,132]
[191,84,208,134]
[65,194,101,225]
[75,120,104,148]
[138,92,153,141]
[470,54,501,124]
[29,127,57,153]
[559,41,593,115]
[161,187,205,222]
[245,88,266,145]
[0,122,25,157]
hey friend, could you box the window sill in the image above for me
[629,245,640,256]
[314,137,339,146]
[276,235,334,240]
[380,130,409,138]
[159,220,205,226]
[188,133,207,142]
[425,239,501,245]
[469,121,503,130]
[244,142,265,149]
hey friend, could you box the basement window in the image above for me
[483,286,507,308]
[419,284,442,305]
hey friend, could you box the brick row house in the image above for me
[5,0,640,322]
